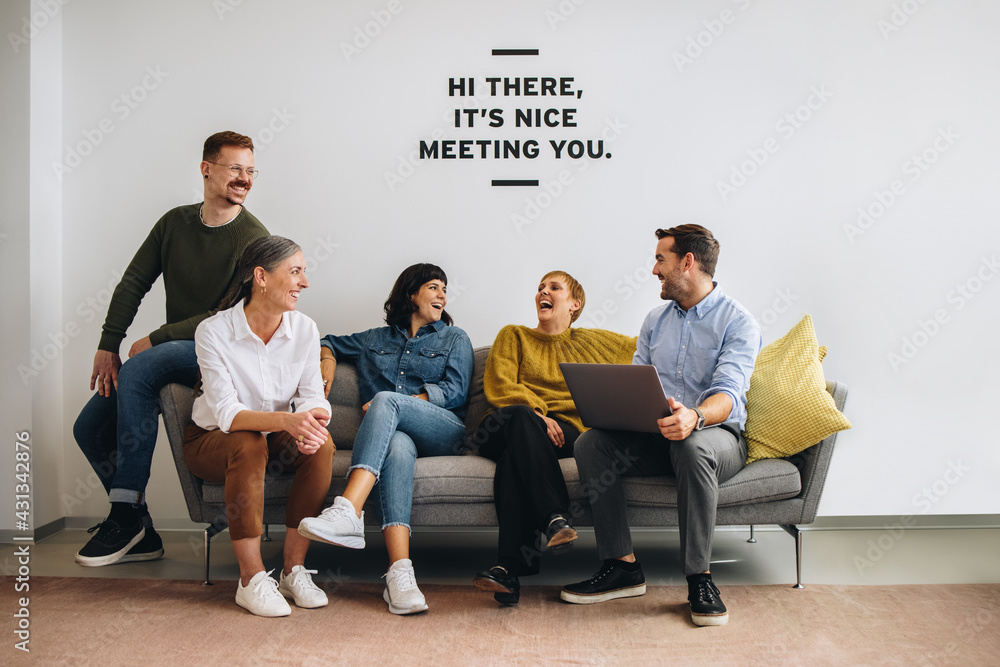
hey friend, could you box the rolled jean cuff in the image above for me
[109,488,145,505]
[347,463,380,481]
[381,520,411,534]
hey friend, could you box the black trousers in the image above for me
[477,405,580,576]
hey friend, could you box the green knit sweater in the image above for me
[98,204,268,352]
[483,324,637,433]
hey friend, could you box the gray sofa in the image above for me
[160,345,848,586]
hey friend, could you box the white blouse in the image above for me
[191,300,331,433]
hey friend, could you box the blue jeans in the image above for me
[73,340,199,505]
[349,391,466,530]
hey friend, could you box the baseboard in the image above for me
[805,514,1000,530]
[28,513,1000,541]
[0,517,66,544]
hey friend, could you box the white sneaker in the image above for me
[279,565,329,608]
[297,496,366,549]
[235,570,292,617]
[382,558,428,615]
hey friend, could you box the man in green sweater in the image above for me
[73,131,268,567]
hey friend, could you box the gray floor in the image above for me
[22,520,1000,589]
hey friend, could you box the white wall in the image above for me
[6,0,1000,527]
[0,0,33,539]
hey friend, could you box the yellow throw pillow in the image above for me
[743,315,851,463]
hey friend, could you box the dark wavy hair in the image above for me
[384,263,453,329]
[217,235,301,310]
[655,224,720,277]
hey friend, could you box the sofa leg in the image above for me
[262,523,271,542]
[203,524,225,586]
[747,524,757,543]
[779,524,803,589]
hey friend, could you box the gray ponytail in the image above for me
[217,235,302,311]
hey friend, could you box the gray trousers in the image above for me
[574,424,747,575]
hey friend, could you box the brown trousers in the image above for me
[183,424,335,541]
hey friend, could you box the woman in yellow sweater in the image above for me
[472,270,636,605]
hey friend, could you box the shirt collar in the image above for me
[392,319,446,338]
[672,282,722,319]
[232,301,253,340]
[232,300,293,341]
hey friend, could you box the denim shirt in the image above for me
[320,320,475,417]
[635,283,761,430]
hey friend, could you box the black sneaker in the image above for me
[560,559,646,604]
[75,516,145,567]
[473,566,520,605]
[119,524,164,563]
[687,574,729,626]
[544,515,578,553]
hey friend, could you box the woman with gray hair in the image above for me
[183,235,335,617]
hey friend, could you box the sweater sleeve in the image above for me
[149,311,217,346]
[605,330,638,364]
[149,212,269,346]
[483,326,548,415]
[98,218,167,352]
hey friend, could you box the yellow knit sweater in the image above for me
[483,324,637,433]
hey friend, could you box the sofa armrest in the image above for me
[786,380,849,525]
[158,383,212,524]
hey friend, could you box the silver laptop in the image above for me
[559,363,671,433]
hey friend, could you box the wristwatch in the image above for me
[693,407,706,431]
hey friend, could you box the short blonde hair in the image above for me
[540,270,586,323]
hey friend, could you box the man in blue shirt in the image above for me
[561,225,761,627]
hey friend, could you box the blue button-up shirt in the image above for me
[320,320,475,417]
[635,284,761,430]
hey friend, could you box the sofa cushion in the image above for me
[561,456,802,509]
[412,454,497,505]
[743,314,852,464]
[326,361,361,449]
[202,451,802,516]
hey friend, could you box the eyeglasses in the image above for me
[206,162,260,179]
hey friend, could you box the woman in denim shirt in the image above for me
[298,263,474,615]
